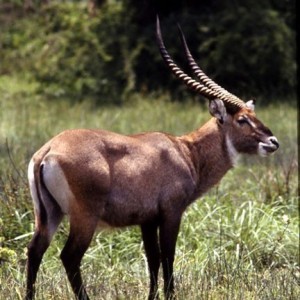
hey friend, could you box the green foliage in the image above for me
[199,7,296,99]
[1,2,127,104]
[0,219,17,268]
[0,1,296,104]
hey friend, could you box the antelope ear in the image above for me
[245,99,255,111]
[209,99,227,124]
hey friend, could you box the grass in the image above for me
[0,75,298,299]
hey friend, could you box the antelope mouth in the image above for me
[262,144,278,153]
[258,137,279,156]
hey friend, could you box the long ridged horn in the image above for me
[156,16,246,112]
[177,24,245,109]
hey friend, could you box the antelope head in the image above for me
[156,17,279,159]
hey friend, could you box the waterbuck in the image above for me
[25,17,279,300]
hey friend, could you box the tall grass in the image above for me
[0,75,298,299]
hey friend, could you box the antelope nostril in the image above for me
[269,137,279,148]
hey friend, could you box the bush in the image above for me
[0,1,296,104]
[197,8,296,100]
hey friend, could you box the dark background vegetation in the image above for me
[0,0,296,105]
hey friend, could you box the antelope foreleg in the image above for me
[159,216,181,300]
[141,221,160,300]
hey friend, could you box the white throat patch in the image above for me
[226,135,239,166]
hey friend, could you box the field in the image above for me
[0,75,298,299]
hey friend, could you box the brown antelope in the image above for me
[25,17,279,300]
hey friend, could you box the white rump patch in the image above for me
[226,135,239,166]
[42,156,74,214]
[28,158,40,215]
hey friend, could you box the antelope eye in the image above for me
[237,118,248,126]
